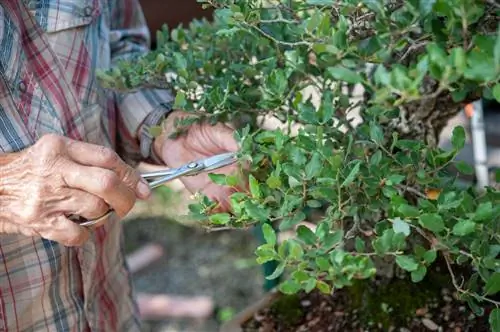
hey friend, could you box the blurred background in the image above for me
[125,1,500,331]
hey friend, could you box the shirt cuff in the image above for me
[139,104,173,164]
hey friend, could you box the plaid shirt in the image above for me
[0,0,173,331]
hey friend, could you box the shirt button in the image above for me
[83,6,93,16]
[18,81,27,93]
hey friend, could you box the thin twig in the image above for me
[395,184,427,199]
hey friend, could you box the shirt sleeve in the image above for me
[107,0,174,166]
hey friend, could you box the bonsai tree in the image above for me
[99,0,500,329]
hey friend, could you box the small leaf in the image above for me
[341,160,361,187]
[493,84,500,103]
[423,250,437,264]
[419,0,436,15]
[209,213,231,225]
[475,202,493,222]
[148,125,163,137]
[316,280,331,294]
[174,91,186,108]
[452,219,476,236]
[485,272,500,295]
[297,225,317,245]
[489,308,500,332]
[370,122,384,145]
[392,218,411,236]
[266,175,282,189]
[208,173,227,185]
[396,255,419,272]
[279,279,301,294]
[249,174,261,199]
[419,213,445,233]
[280,211,306,231]
[262,223,276,246]
[451,126,466,150]
[305,152,322,179]
[327,66,363,84]
[411,265,427,282]
[455,160,474,175]
[398,204,420,218]
[266,261,286,280]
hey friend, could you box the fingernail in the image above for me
[136,180,152,199]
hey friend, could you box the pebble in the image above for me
[301,300,311,307]
[443,295,453,302]
[399,328,411,332]
[422,318,439,331]
[416,308,428,316]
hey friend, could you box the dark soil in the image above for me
[122,215,265,331]
[242,262,495,332]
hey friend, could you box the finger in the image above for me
[62,163,137,218]
[212,124,239,153]
[64,140,151,199]
[57,188,110,220]
[38,216,90,247]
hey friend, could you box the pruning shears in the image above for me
[70,152,238,228]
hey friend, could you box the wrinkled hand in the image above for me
[153,111,241,211]
[0,134,151,246]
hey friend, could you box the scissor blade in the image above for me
[201,152,237,172]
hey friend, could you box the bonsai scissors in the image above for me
[71,152,238,228]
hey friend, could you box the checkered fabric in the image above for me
[0,0,174,331]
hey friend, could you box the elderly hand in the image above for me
[153,110,241,211]
[0,134,151,246]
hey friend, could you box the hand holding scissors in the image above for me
[69,152,238,227]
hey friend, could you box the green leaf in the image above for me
[305,152,322,179]
[396,255,419,272]
[262,223,276,246]
[208,173,227,185]
[174,91,186,108]
[495,28,500,68]
[452,219,476,236]
[423,250,437,264]
[279,279,301,294]
[266,175,282,189]
[451,126,466,150]
[493,84,500,103]
[148,125,163,137]
[419,213,445,233]
[306,0,332,4]
[290,147,307,165]
[244,201,270,222]
[370,122,384,145]
[341,160,361,187]
[249,174,261,199]
[392,218,411,236]
[411,265,427,282]
[327,66,363,84]
[387,174,405,185]
[489,308,500,332]
[266,261,286,280]
[455,160,474,175]
[485,272,500,295]
[419,0,436,15]
[398,204,420,218]
[280,211,306,231]
[297,225,317,245]
[355,237,365,252]
[316,280,331,294]
[209,213,231,225]
[475,202,493,222]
